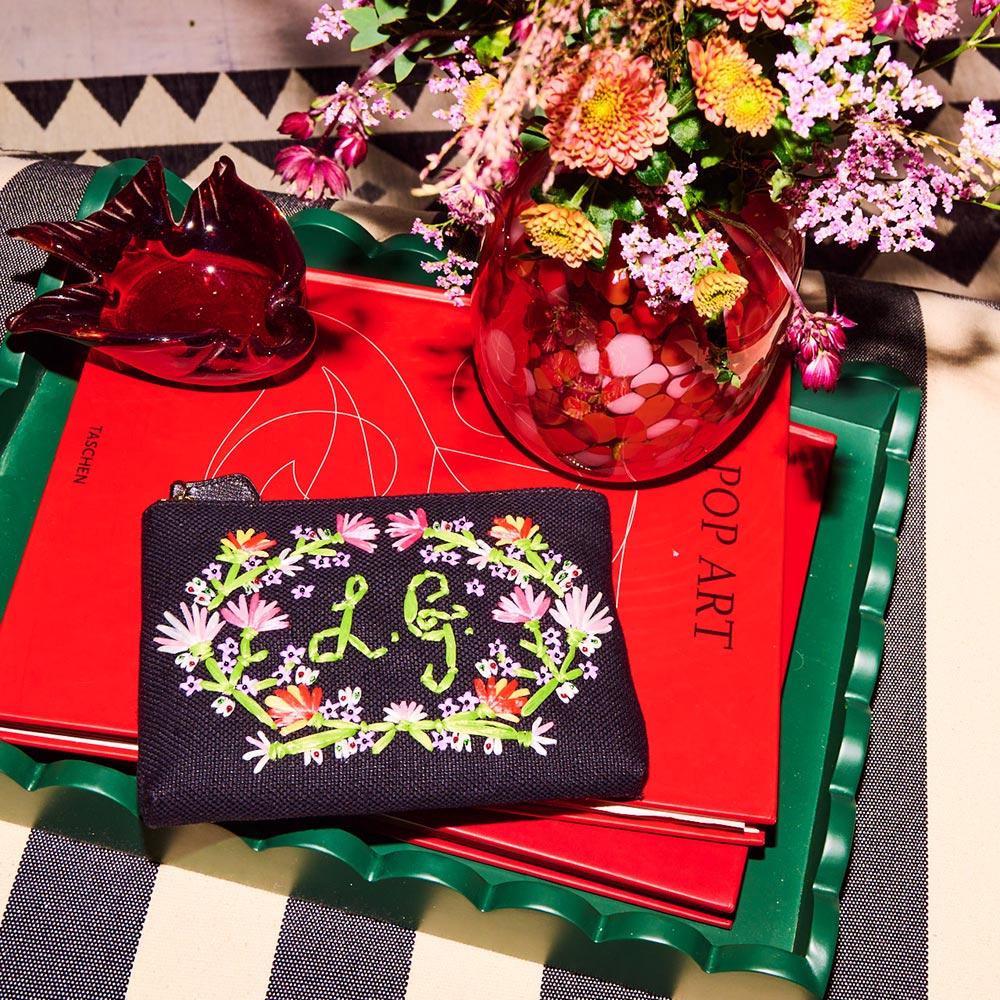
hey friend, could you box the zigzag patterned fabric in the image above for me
[2,54,1000,293]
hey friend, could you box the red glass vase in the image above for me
[5,157,315,387]
[471,161,804,483]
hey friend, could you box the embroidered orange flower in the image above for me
[220,528,277,561]
[701,0,804,31]
[692,267,750,317]
[541,47,676,178]
[688,34,780,137]
[265,684,324,734]
[474,677,529,721]
[489,515,537,544]
[519,204,606,267]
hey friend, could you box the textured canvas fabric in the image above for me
[138,484,648,826]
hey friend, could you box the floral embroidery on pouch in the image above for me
[156,512,615,772]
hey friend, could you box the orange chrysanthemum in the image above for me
[701,0,803,31]
[541,47,676,178]
[814,0,875,38]
[519,204,606,268]
[688,34,780,137]
[721,76,782,137]
[693,267,749,317]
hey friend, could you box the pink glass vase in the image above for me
[471,160,804,483]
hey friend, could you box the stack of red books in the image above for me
[0,271,834,926]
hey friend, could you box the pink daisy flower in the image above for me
[274,145,350,201]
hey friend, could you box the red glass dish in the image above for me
[4,157,315,386]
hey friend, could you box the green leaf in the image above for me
[671,113,712,155]
[373,0,408,22]
[343,7,391,50]
[427,0,461,21]
[393,49,418,83]
[770,167,795,200]
[409,727,435,751]
[473,27,511,65]
[683,9,723,39]
[633,149,677,187]
[519,130,550,154]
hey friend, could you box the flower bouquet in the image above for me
[276,0,999,395]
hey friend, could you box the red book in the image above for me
[0,271,788,837]
[360,424,836,920]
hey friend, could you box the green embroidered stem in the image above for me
[521,677,560,717]
[279,727,358,755]
[233,689,276,729]
[202,655,229,687]
[521,620,558,674]
[420,662,459,694]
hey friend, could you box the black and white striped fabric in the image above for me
[0,823,673,1000]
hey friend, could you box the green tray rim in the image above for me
[0,159,920,997]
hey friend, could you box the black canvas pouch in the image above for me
[137,476,648,827]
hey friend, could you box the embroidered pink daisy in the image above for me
[336,512,379,552]
[541,47,676,178]
[385,508,429,551]
[154,602,224,657]
[492,584,552,624]
[221,592,290,633]
[550,584,614,639]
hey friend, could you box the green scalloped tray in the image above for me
[0,161,919,999]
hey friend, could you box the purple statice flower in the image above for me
[274,145,350,202]
[421,250,478,305]
[789,119,967,253]
[411,218,446,250]
[619,225,730,312]
[957,99,1000,197]
[973,0,1000,19]
[658,165,699,217]
[307,3,366,45]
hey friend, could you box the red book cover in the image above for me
[0,270,788,832]
[364,811,740,924]
[499,422,835,844]
[362,424,835,915]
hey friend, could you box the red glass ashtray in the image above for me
[5,157,315,386]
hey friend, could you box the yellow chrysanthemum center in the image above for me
[688,34,780,136]
[581,83,625,131]
[693,267,749,317]
[721,77,782,137]
[519,204,606,268]
[814,0,875,38]
[462,74,501,126]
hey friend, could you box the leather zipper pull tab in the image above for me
[168,474,260,502]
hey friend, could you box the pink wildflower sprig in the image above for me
[619,224,731,311]
[785,307,855,391]
[274,20,460,202]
